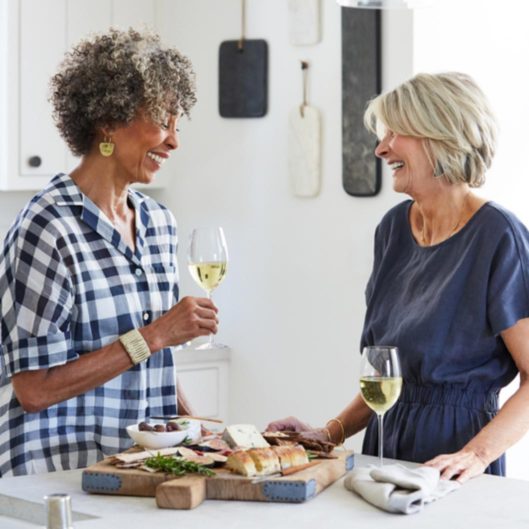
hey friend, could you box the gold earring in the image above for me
[99,137,114,157]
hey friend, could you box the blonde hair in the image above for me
[364,72,498,187]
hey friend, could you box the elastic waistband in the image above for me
[399,383,499,412]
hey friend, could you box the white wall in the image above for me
[153,0,413,454]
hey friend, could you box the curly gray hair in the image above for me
[50,27,196,156]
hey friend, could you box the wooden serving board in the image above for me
[82,450,354,510]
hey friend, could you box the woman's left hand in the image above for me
[424,448,488,483]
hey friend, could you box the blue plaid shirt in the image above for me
[0,173,180,476]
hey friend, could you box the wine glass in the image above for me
[359,345,402,467]
[187,227,229,350]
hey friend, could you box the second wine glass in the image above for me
[187,226,228,350]
[359,345,402,467]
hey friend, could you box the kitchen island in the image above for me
[0,454,527,529]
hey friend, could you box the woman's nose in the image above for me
[374,138,389,159]
[165,129,179,150]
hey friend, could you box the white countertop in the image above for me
[0,454,528,529]
[173,344,230,366]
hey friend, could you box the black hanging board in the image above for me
[342,9,381,197]
[219,39,268,118]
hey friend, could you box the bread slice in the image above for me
[272,444,309,470]
[226,450,258,477]
[247,448,281,476]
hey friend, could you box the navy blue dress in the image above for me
[361,200,529,475]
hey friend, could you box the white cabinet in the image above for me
[0,0,167,191]
[174,347,230,424]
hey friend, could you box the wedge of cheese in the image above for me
[222,424,270,449]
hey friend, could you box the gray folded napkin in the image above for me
[344,464,460,514]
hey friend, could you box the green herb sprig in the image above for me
[306,451,318,461]
[145,453,215,477]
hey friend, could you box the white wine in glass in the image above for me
[188,227,228,349]
[359,346,402,467]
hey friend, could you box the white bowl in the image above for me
[126,419,201,449]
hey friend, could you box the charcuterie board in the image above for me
[82,449,354,510]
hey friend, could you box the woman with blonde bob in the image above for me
[269,72,529,482]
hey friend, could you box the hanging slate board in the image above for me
[342,9,381,197]
[219,40,268,118]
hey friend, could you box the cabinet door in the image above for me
[19,0,67,182]
[113,0,155,27]
[1,0,161,191]
[68,0,111,46]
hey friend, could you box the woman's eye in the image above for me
[160,122,179,133]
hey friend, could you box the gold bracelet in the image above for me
[326,418,346,444]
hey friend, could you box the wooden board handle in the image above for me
[155,476,206,510]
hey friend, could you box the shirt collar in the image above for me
[51,173,150,264]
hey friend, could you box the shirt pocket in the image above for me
[143,263,178,313]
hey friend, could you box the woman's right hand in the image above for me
[265,416,313,433]
[145,296,219,350]
[265,416,330,443]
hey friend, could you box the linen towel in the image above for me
[344,464,460,514]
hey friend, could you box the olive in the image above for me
[166,422,181,432]
[153,424,166,432]
[138,422,153,432]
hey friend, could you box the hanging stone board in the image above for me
[342,9,381,197]
[219,40,268,118]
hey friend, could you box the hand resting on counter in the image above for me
[425,447,488,483]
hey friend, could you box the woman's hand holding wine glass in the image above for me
[359,345,402,467]
[188,227,229,349]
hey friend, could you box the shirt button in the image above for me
[135,268,143,277]
[143,312,150,321]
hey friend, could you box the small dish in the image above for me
[126,419,201,449]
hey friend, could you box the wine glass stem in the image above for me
[207,290,213,345]
[377,413,384,467]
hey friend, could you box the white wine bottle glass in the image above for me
[359,345,402,467]
[187,227,228,350]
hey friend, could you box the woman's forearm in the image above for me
[11,338,134,412]
[326,393,373,444]
[464,377,529,465]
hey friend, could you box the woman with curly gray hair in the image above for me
[269,72,529,483]
[0,28,217,476]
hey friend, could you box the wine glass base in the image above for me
[194,342,230,351]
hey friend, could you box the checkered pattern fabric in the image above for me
[0,173,180,476]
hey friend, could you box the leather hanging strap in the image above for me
[238,0,246,50]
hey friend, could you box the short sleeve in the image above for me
[0,216,76,377]
[487,225,529,335]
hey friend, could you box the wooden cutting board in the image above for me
[82,450,354,510]
[288,104,321,197]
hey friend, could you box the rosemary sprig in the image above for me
[145,453,215,477]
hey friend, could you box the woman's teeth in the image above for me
[147,152,165,165]
[389,162,404,171]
